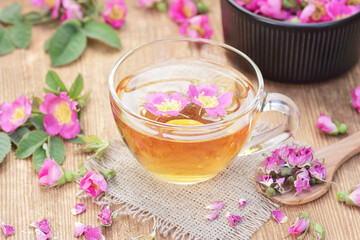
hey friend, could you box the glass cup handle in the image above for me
[241,92,300,155]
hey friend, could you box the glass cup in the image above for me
[109,38,299,184]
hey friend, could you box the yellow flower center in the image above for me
[188,25,205,37]
[347,0,360,5]
[11,108,26,123]
[154,99,182,112]
[45,0,56,7]
[109,5,124,20]
[183,4,193,17]
[195,92,219,108]
[54,102,72,125]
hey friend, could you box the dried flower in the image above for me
[103,0,128,28]
[30,219,51,234]
[188,84,233,117]
[337,184,360,207]
[40,92,81,139]
[316,114,348,135]
[288,212,310,238]
[263,156,284,174]
[225,212,243,226]
[309,160,326,183]
[30,0,61,18]
[61,0,83,23]
[294,168,312,195]
[80,170,108,197]
[272,210,288,224]
[205,201,224,210]
[169,0,197,23]
[351,86,360,113]
[1,223,15,237]
[238,198,247,207]
[35,229,52,240]
[39,159,65,187]
[144,92,190,117]
[98,206,112,225]
[204,212,219,221]
[0,95,32,133]
[179,14,213,39]
[71,203,87,215]
[84,225,105,240]
[73,222,86,238]
[313,221,325,240]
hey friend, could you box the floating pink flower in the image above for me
[257,0,288,20]
[205,201,224,210]
[30,0,61,18]
[80,170,108,197]
[294,168,312,195]
[38,159,64,187]
[0,95,31,133]
[338,184,360,207]
[139,0,157,7]
[316,113,338,135]
[169,0,197,23]
[238,198,247,207]
[225,212,243,226]
[144,92,190,117]
[98,206,112,225]
[272,210,288,224]
[351,86,360,113]
[60,0,83,23]
[103,0,128,28]
[71,203,87,215]
[40,92,81,139]
[309,159,326,182]
[288,212,310,237]
[84,226,105,240]
[179,14,213,39]
[73,222,86,238]
[188,84,233,118]
[30,219,51,234]
[1,223,15,237]
[204,212,219,221]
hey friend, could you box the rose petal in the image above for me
[272,210,288,224]
[205,201,224,210]
[71,203,87,215]
[73,222,86,238]
[238,198,247,207]
[204,212,219,221]
[226,212,243,226]
[1,224,15,237]
[98,206,112,225]
[30,218,51,234]
[35,229,52,240]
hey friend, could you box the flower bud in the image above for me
[196,2,210,14]
[156,2,167,12]
[313,221,325,240]
[339,124,348,134]
[65,171,75,182]
[337,185,360,207]
[266,187,276,197]
[280,167,292,176]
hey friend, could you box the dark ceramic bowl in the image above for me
[221,0,360,83]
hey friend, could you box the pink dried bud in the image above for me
[205,201,224,210]
[204,212,219,221]
[337,184,360,207]
[73,222,86,238]
[1,223,15,237]
[71,203,87,215]
[225,212,243,226]
[313,221,325,240]
[288,212,310,238]
[294,168,312,195]
[316,114,339,135]
[309,159,326,182]
[238,198,247,207]
[272,210,288,224]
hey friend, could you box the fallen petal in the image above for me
[71,203,87,215]
[98,205,112,226]
[1,223,15,237]
[204,212,219,221]
[35,229,52,240]
[272,210,288,224]
[205,201,224,210]
[74,222,86,238]
[30,219,51,234]
[238,198,247,207]
[84,225,105,240]
[225,212,243,226]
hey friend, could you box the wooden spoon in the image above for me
[254,131,360,205]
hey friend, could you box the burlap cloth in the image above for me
[83,133,289,240]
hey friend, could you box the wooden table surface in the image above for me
[1,0,359,239]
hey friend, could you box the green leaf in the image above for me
[69,73,84,99]
[49,20,87,67]
[30,114,45,131]
[82,21,121,50]
[0,3,22,24]
[32,146,47,171]
[67,134,85,144]
[48,136,65,165]
[46,70,67,92]
[23,12,42,22]
[43,87,60,94]
[15,130,48,159]
[0,133,11,164]
[9,21,32,49]
[8,126,30,146]
[0,26,15,56]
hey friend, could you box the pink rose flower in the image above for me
[60,0,83,23]
[351,86,360,113]
[40,92,81,139]
[257,0,288,20]
[288,212,310,237]
[326,1,358,21]
[71,203,87,215]
[0,95,31,133]
[205,212,219,221]
[139,0,157,7]
[73,222,86,238]
[294,168,312,195]
[84,226,105,240]
[169,0,197,23]
[179,14,213,39]
[30,0,61,18]
[80,170,108,197]
[144,92,190,117]
[309,159,326,182]
[38,159,65,186]
[98,206,112,225]
[188,84,233,117]
[316,113,338,135]
[264,156,284,174]
[338,184,360,207]
[225,212,243,226]
[103,0,128,28]
[235,0,258,11]
[1,223,15,237]
[205,201,224,210]
[272,210,288,224]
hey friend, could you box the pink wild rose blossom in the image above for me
[205,201,225,210]
[103,0,128,28]
[294,168,312,195]
[1,223,15,237]
[351,86,360,113]
[316,113,338,135]
[139,0,157,7]
[84,226,105,240]
[40,92,81,139]
[38,159,65,187]
[144,92,190,117]
[30,0,61,18]
[71,203,87,215]
[188,84,233,117]
[179,14,213,39]
[98,206,112,225]
[272,210,288,223]
[0,95,31,133]
[225,212,243,226]
[169,0,197,23]
[288,212,310,237]
[80,170,108,197]
[73,222,86,238]
[61,0,83,23]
